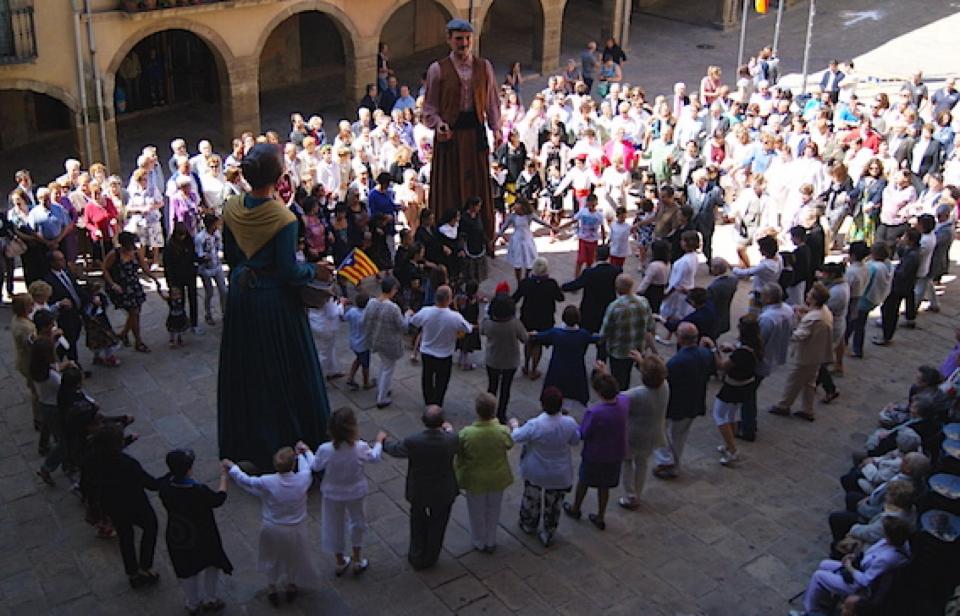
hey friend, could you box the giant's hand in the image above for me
[314,262,334,281]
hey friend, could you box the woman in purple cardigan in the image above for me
[563,369,628,530]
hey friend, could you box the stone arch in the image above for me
[252,0,360,70]
[376,0,458,86]
[0,78,79,113]
[476,0,547,74]
[373,0,462,39]
[105,18,235,84]
[105,22,235,172]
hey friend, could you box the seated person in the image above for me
[865,391,948,465]
[841,429,920,500]
[856,452,931,521]
[829,479,916,558]
[878,365,944,428]
[795,515,912,616]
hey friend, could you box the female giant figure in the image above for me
[218,144,331,471]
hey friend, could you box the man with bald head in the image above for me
[653,322,716,479]
[378,406,459,569]
[410,285,473,405]
[599,274,657,390]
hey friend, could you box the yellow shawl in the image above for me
[222,195,296,259]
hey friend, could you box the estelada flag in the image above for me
[337,248,379,285]
[755,0,769,13]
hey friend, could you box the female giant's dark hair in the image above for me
[240,143,284,190]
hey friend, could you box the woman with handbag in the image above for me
[218,144,333,472]
[0,203,23,300]
[102,231,162,353]
[7,188,45,285]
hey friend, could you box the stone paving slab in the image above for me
[5,217,958,614]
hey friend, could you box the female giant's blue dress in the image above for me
[218,195,330,471]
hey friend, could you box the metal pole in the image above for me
[800,0,815,95]
[737,0,750,68]
[71,0,92,165]
[84,0,110,168]
[621,0,632,49]
[772,0,784,53]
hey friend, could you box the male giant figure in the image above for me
[422,19,501,244]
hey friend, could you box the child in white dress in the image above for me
[308,293,346,380]
[225,447,318,605]
[499,198,551,284]
[309,408,382,576]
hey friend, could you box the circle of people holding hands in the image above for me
[5,37,960,615]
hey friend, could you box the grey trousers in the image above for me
[653,418,695,469]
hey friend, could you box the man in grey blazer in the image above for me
[378,406,459,570]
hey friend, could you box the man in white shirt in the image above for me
[409,286,472,406]
[315,145,340,195]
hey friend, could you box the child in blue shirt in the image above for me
[343,292,372,390]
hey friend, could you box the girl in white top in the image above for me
[308,294,347,380]
[310,408,382,576]
[608,206,632,267]
[225,446,318,603]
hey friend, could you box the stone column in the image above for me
[351,37,378,110]
[540,0,564,75]
[93,76,121,169]
[222,54,260,141]
[718,0,740,30]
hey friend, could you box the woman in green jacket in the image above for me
[455,393,514,552]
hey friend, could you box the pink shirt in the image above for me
[422,52,501,132]
[879,184,916,226]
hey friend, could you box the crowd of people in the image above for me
[3,17,960,613]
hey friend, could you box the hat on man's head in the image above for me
[575,152,588,161]
[446,18,474,33]
[494,280,510,295]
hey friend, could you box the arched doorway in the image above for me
[561,0,605,52]
[379,0,454,90]
[113,29,227,173]
[480,0,545,79]
[257,11,348,136]
[0,88,77,185]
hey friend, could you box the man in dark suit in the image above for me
[378,406,459,570]
[686,169,725,262]
[44,250,87,365]
[905,124,944,192]
[819,60,845,104]
[561,244,621,335]
[652,323,716,478]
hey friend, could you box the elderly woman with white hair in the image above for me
[512,257,564,380]
[394,168,425,234]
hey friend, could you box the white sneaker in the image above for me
[719,450,739,466]
[192,326,205,336]
[716,445,727,454]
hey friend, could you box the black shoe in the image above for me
[562,501,581,520]
[267,591,280,606]
[588,514,606,530]
[285,586,298,603]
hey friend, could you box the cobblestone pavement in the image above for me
[2,1,960,614]
[2,221,959,615]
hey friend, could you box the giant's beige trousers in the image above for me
[776,362,821,414]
